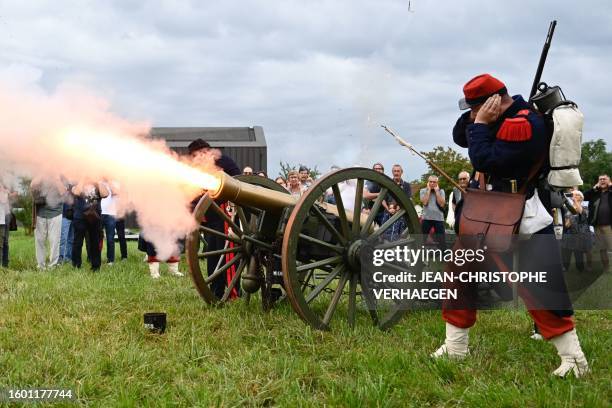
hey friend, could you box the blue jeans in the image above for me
[59,217,74,262]
[102,214,117,263]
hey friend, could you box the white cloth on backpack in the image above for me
[519,190,553,236]
[548,105,583,188]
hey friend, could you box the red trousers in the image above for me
[442,242,575,340]
[443,309,574,340]
[148,256,179,263]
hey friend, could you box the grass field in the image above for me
[0,230,610,407]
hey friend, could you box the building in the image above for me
[150,126,267,173]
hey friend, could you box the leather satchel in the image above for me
[458,188,525,252]
[458,157,545,253]
[82,196,101,224]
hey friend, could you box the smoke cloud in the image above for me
[0,79,220,259]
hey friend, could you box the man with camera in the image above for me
[584,174,611,271]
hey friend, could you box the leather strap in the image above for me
[550,164,578,170]
[477,172,486,190]
[518,153,547,194]
[475,154,546,195]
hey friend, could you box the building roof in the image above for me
[149,126,266,148]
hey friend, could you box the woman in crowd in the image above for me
[286,171,304,198]
[274,177,287,189]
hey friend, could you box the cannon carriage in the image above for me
[186,168,420,330]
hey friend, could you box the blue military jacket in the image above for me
[453,95,549,193]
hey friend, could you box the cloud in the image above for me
[0,0,610,183]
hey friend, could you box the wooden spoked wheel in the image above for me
[281,168,421,330]
[186,175,289,305]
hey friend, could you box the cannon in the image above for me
[186,168,420,330]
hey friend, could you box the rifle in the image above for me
[382,125,466,194]
[529,20,557,99]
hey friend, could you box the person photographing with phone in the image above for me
[419,175,446,250]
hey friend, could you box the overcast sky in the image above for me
[1,0,610,180]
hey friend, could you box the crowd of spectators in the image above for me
[0,176,129,273]
[245,163,415,243]
[1,163,609,275]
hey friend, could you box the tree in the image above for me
[419,146,473,195]
[278,161,321,180]
[579,139,612,189]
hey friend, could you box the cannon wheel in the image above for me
[187,175,289,305]
[282,168,421,330]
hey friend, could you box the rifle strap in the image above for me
[519,153,547,195]
[477,172,486,190]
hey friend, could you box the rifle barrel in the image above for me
[530,20,557,99]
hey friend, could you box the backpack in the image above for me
[530,82,583,188]
[82,193,101,224]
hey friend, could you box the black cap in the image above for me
[298,166,309,172]
[187,139,210,155]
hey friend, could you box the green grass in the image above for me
[0,230,610,407]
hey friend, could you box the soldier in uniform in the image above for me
[188,139,241,298]
[432,74,589,378]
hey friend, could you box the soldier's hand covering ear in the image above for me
[475,94,501,124]
[469,110,478,121]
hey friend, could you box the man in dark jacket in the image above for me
[583,174,611,270]
[71,180,109,271]
[188,139,241,299]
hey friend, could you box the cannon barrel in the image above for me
[210,172,296,212]
[210,172,368,223]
